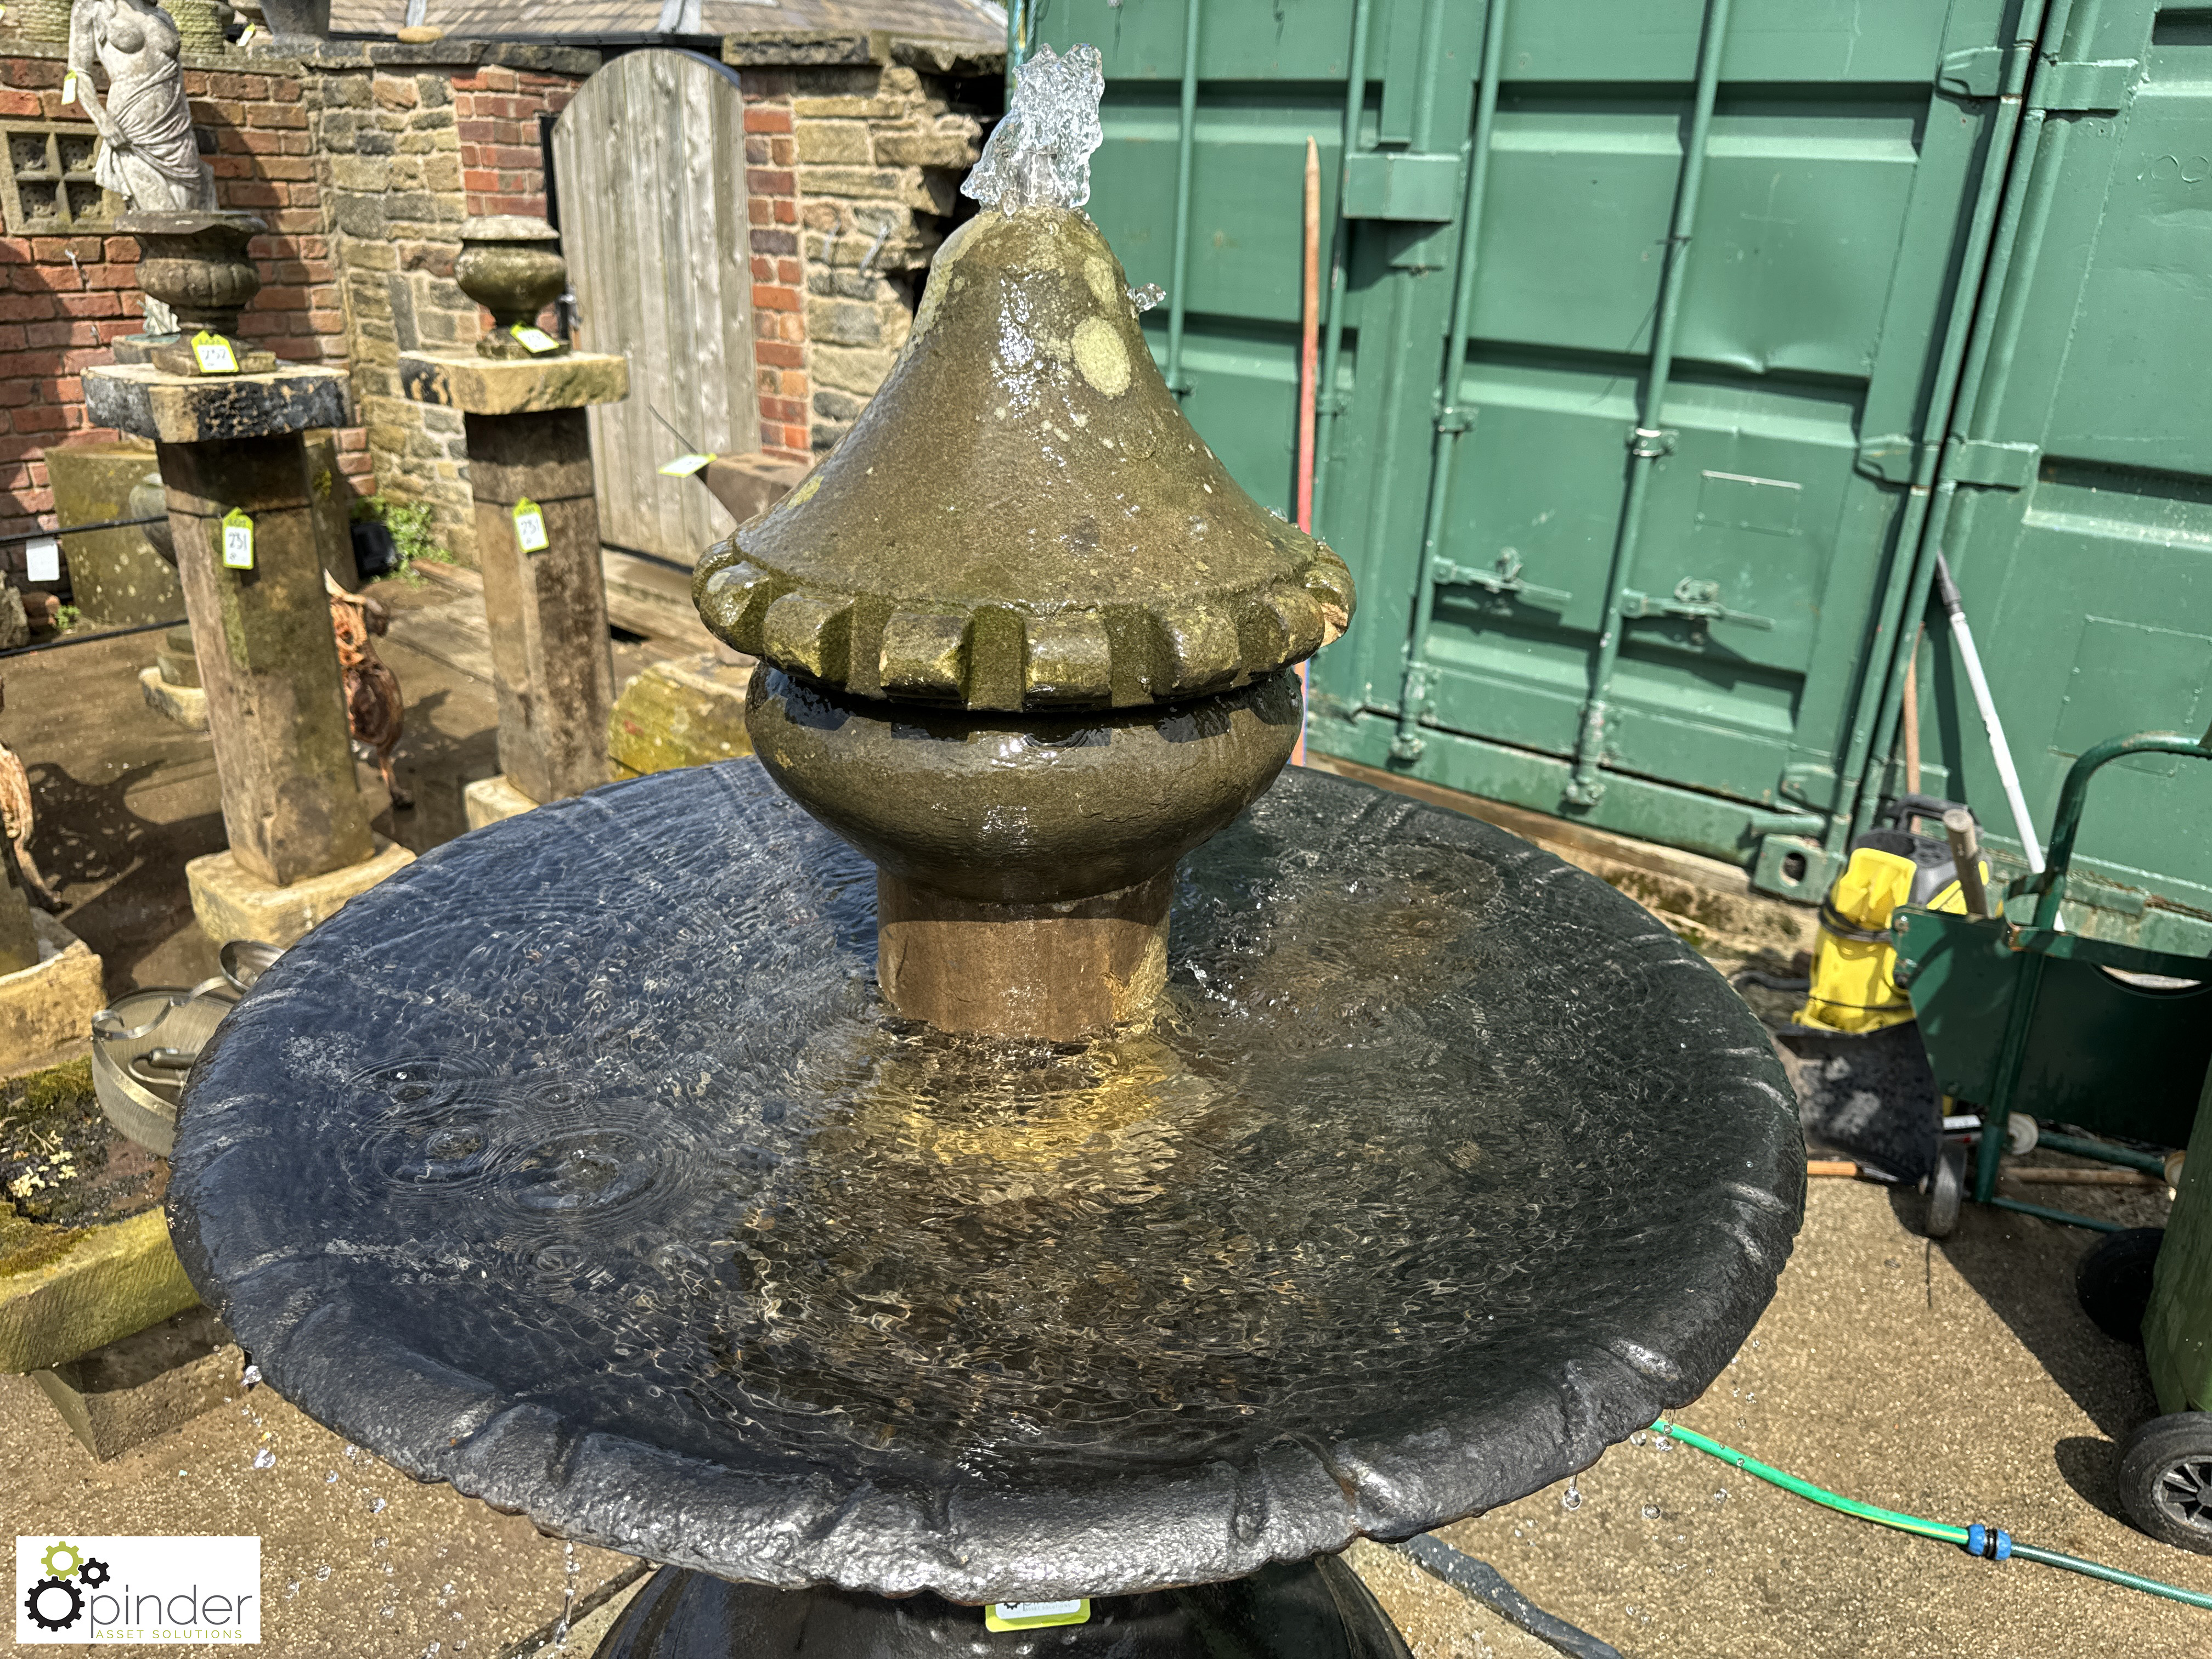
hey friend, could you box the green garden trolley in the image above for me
[1890,724,2212,1553]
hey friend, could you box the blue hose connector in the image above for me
[1965,1523,2012,1561]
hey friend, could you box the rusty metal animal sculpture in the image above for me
[326,574,410,811]
[0,676,57,909]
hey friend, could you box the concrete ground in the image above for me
[6,586,2211,1656]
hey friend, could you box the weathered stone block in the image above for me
[463,774,539,828]
[0,1208,196,1376]
[806,295,884,347]
[608,654,755,778]
[186,837,415,949]
[724,29,885,67]
[800,165,910,199]
[138,665,209,730]
[397,350,629,415]
[83,365,353,447]
[45,441,178,627]
[30,1305,239,1460]
[811,343,899,396]
[698,453,808,525]
[873,129,982,168]
[0,911,105,1075]
[795,119,872,163]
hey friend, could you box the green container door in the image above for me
[1029,0,2212,935]
[1895,5,2212,947]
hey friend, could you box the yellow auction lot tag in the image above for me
[220,508,254,571]
[512,497,549,553]
[510,322,560,354]
[60,71,77,105]
[657,453,715,477]
[984,1599,1091,1631]
[192,330,239,374]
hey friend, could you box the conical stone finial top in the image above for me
[695,205,1355,712]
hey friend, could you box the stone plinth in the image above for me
[698,452,808,525]
[0,910,109,1072]
[607,653,754,778]
[0,1207,197,1375]
[138,665,210,731]
[45,441,179,626]
[87,363,375,891]
[30,1305,239,1460]
[83,362,351,446]
[402,350,624,808]
[463,773,539,828]
[187,837,415,949]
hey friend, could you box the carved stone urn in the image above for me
[697,202,1355,1040]
[116,211,266,338]
[454,216,568,359]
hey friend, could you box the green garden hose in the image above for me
[1650,1418,2212,1613]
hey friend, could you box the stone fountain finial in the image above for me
[695,45,1355,1041]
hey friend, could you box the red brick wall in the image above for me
[0,49,359,567]
[737,70,809,465]
[454,63,574,221]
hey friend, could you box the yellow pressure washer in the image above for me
[1795,794,1990,1034]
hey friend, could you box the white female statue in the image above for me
[69,0,217,331]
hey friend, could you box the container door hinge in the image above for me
[1435,405,1474,434]
[1341,151,1462,221]
[1628,426,1676,458]
[1938,46,2005,100]
[1853,432,1925,483]
[1621,578,1774,631]
[1945,437,2042,490]
[1432,550,1570,607]
[2030,59,2140,114]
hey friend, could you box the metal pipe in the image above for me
[1564,0,1733,806]
[1308,0,1376,540]
[2033,1128,2177,1178]
[1842,0,2077,851]
[1163,0,1204,397]
[1984,1195,2121,1233]
[0,615,184,659]
[1389,0,1509,761]
[1941,806,1989,918]
[2027,729,2211,928]
[0,513,166,545]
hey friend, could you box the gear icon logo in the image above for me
[39,1540,82,1578]
[77,1557,111,1589]
[23,1575,84,1632]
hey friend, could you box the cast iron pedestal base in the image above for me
[595,1558,1412,1658]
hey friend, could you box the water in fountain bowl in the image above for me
[167,763,1801,1604]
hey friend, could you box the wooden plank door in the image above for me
[552,48,757,565]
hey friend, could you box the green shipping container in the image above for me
[1019,0,2212,950]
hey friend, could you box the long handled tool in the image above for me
[1293,136,1321,766]
[1932,553,2045,874]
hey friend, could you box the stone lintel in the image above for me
[300,38,602,75]
[720,29,1002,72]
[187,838,416,949]
[464,774,541,830]
[0,1208,196,1376]
[84,364,353,447]
[399,351,629,416]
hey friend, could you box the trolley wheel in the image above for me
[1925,1146,1966,1238]
[2075,1227,2165,1345]
[2118,1413,2212,1555]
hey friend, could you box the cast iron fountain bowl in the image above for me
[166,761,1802,1605]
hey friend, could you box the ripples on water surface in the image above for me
[187,763,1782,1486]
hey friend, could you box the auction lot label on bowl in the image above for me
[16,1537,260,1643]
